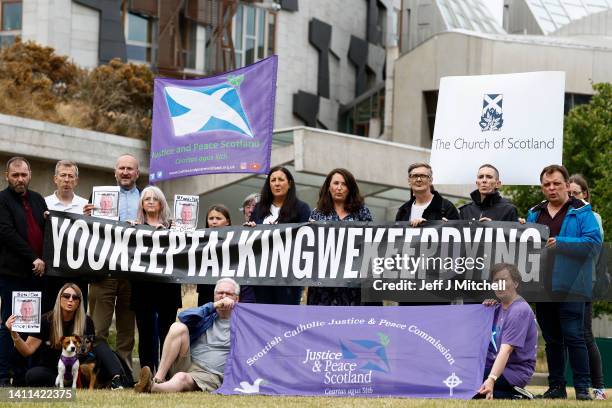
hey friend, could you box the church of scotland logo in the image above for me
[479,94,503,131]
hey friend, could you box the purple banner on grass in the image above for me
[217,304,494,399]
[149,56,277,182]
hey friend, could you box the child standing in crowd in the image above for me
[197,205,255,305]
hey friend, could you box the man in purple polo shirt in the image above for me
[478,263,537,400]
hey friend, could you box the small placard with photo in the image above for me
[12,291,41,333]
[92,186,120,220]
[173,195,199,231]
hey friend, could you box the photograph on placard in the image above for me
[11,291,41,333]
[173,194,199,231]
[92,186,120,220]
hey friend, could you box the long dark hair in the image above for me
[255,166,299,223]
[569,174,590,201]
[205,204,232,227]
[317,168,364,215]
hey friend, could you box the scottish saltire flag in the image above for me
[150,56,277,182]
[217,304,493,399]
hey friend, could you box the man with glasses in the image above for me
[135,278,240,393]
[0,157,48,386]
[395,162,459,226]
[459,164,518,222]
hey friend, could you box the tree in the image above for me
[504,82,611,317]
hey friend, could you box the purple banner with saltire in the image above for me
[149,56,277,183]
[217,304,494,398]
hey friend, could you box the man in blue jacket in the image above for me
[135,278,239,393]
[526,165,602,401]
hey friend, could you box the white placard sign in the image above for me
[12,291,41,333]
[173,194,199,231]
[92,186,120,220]
[429,71,564,185]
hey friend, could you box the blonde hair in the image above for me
[136,186,171,227]
[50,283,86,349]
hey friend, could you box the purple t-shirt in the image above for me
[485,298,537,387]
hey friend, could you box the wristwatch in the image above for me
[487,374,498,382]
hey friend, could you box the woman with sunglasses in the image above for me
[5,283,127,388]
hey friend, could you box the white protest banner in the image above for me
[429,72,564,185]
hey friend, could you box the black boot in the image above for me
[575,389,593,401]
[536,385,567,399]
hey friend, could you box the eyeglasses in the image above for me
[409,174,431,180]
[61,293,81,301]
[569,190,583,197]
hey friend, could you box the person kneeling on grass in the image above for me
[477,263,537,400]
[135,278,239,393]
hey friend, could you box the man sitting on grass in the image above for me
[477,263,537,400]
[135,278,239,393]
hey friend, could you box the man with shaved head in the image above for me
[84,154,140,371]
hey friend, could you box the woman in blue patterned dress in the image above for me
[307,168,373,306]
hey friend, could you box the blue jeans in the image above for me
[536,302,590,389]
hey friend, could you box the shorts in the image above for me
[170,351,223,392]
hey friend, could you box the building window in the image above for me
[339,86,385,137]
[564,92,592,115]
[0,0,21,48]
[125,12,155,64]
[181,17,198,70]
[423,90,438,140]
[233,4,275,68]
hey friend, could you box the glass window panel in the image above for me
[128,13,149,43]
[257,9,265,59]
[127,44,148,61]
[235,50,243,67]
[539,18,557,32]
[267,13,275,55]
[245,38,255,65]
[246,6,255,36]
[234,5,243,50]
[2,2,22,31]
[586,0,608,6]
[0,34,15,47]
[551,14,570,24]
[439,4,456,28]
[565,5,588,18]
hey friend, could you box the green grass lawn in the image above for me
[7,386,606,408]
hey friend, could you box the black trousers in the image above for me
[583,302,604,389]
[135,306,178,371]
[25,343,125,387]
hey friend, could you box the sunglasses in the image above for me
[61,293,81,301]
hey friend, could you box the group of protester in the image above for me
[0,154,606,400]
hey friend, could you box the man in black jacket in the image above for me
[395,162,459,225]
[459,164,518,222]
[0,157,48,386]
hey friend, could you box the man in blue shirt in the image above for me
[84,154,141,371]
[135,278,239,393]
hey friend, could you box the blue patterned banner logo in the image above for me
[479,94,503,131]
